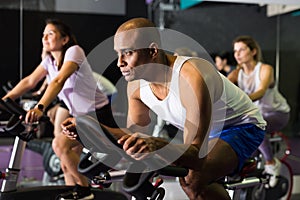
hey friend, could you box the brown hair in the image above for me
[232,35,263,62]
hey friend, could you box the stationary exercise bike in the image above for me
[221,132,293,200]
[75,112,295,200]
[75,113,189,200]
[0,96,64,186]
[0,98,127,200]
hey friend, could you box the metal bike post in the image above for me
[1,137,26,192]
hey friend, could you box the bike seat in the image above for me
[239,159,257,177]
[219,158,258,184]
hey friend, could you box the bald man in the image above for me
[111,18,267,200]
[62,18,266,200]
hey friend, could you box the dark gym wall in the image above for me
[280,14,300,134]
[167,3,277,62]
[0,9,20,88]
[0,0,147,90]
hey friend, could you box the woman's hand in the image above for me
[25,108,43,124]
[61,117,78,140]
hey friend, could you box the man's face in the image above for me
[114,29,152,82]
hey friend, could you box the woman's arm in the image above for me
[227,66,241,85]
[37,61,78,109]
[3,65,47,100]
[248,64,273,101]
[25,61,78,123]
[32,78,48,97]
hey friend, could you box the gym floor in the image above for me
[1,135,300,199]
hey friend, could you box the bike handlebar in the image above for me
[76,113,189,175]
[0,97,50,141]
[75,111,190,200]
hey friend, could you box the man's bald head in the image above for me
[115,18,161,50]
[116,17,156,33]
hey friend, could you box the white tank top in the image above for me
[237,62,290,114]
[140,56,266,136]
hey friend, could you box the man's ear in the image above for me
[149,42,159,58]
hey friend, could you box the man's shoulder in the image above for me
[127,80,141,98]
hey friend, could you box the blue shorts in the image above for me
[210,124,265,173]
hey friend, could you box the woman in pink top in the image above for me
[2,19,116,200]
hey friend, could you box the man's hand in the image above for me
[179,170,202,199]
[118,132,156,160]
[61,117,78,140]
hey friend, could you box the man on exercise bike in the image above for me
[62,18,267,200]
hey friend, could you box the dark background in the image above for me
[0,1,299,135]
